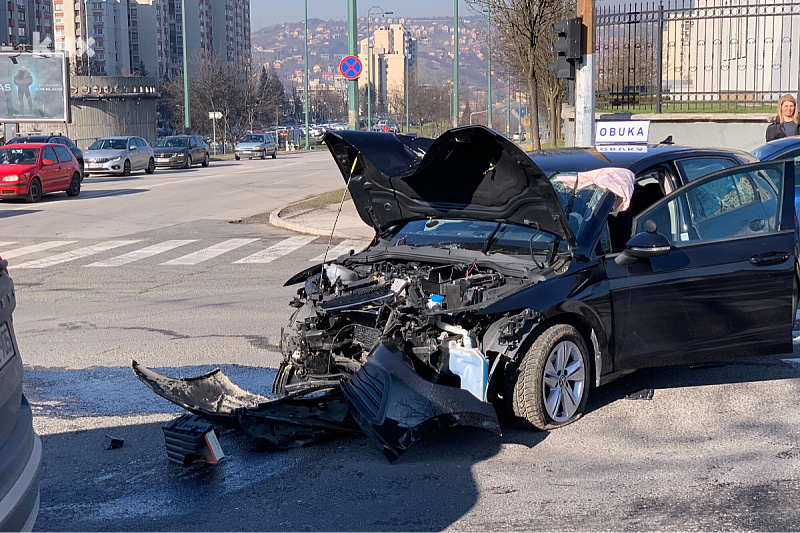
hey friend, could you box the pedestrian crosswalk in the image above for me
[1,236,371,270]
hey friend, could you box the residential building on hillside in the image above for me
[54,0,131,76]
[211,0,251,65]
[358,24,417,113]
[2,0,53,47]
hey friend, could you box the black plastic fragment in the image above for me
[688,362,726,370]
[104,434,124,450]
[162,414,224,466]
[625,388,654,400]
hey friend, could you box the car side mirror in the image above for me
[42,159,55,166]
[129,146,136,151]
[615,220,671,266]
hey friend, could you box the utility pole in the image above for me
[304,0,310,149]
[487,3,492,129]
[181,0,190,135]
[347,0,359,130]
[575,0,595,146]
[453,0,459,128]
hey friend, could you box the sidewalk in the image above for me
[269,194,375,240]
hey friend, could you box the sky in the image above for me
[250,0,473,29]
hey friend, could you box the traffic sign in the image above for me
[208,111,222,119]
[339,56,362,80]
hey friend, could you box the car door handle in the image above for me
[749,252,790,266]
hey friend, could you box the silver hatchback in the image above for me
[84,136,155,176]
[234,133,277,160]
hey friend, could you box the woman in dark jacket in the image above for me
[766,94,799,142]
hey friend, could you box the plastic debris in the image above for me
[104,434,124,450]
[162,414,224,466]
[625,388,654,400]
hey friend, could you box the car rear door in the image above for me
[606,160,797,370]
[53,145,75,188]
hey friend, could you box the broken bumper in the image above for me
[342,342,501,462]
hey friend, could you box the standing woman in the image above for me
[766,94,799,141]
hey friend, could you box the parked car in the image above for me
[0,257,43,531]
[7,133,85,180]
[84,136,155,176]
[0,143,82,202]
[752,137,800,213]
[153,135,210,169]
[234,133,277,160]
[133,126,798,462]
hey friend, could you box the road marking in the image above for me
[0,242,17,249]
[161,238,259,265]
[14,241,141,268]
[235,236,317,264]
[309,240,368,263]
[85,240,197,267]
[0,241,77,259]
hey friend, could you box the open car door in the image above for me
[606,159,798,370]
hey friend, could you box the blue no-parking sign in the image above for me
[339,56,362,80]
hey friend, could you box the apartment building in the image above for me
[2,0,54,47]
[358,24,417,112]
[53,0,250,80]
[54,0,131,76]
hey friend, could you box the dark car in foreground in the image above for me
[134,126,798,462]
[7,133,85,180]
[154,135,210,169]
[0,257,43,531]
[752,137,800,213]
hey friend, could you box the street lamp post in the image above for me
[366,6,392,132]
[506,81,511,138]
[486,3,492,129]
[453,0,459,128]
[304,0,310,149]
[180,0,190,135]
[405,51,409,133]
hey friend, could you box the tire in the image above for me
[508,323,590,430]
[260,149,266,160]
[235,154,240,161]
[202,153,210,167]
[184,155,192,169]
[26,178,42,203]
[79,161,85,181]
[145,158,155,174]
[122,159,131,176]
[65,173,81,197]
[271,149,277,159]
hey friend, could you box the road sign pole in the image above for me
[347,0,359,130]
[212,118,216,155]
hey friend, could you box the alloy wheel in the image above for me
[542,340,586,423]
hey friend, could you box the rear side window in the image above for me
[54,145,73,163]
[675,157,734,183]
[42,146,58,162]
[138,138,149,148]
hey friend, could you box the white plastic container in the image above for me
[447,344,489,401]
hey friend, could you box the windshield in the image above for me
[0,147,39,165]
[239,135,263,143]
[89,138,128,151]
[386,173,609,256]
[157,138,187,147]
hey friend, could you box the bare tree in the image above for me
[469,0,575,148]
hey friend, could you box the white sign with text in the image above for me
[595,121,650,144]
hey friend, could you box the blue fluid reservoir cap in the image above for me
[429,294,445,304]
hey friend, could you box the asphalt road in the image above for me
[4,152,800,531]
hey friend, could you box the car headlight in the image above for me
[1,174,19,182]
[109,156,122,162]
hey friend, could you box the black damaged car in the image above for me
[135,126,799,462]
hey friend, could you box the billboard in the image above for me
[0,51,69,123]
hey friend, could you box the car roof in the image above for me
[752,137,800,160]
[529,145,756,175]
[2,143,46,148]
[97,136,135,140]
[163,135,190,139]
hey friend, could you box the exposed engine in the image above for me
[278,257,542,400]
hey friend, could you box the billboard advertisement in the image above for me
[0,51,69,123]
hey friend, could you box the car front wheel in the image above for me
[26,178,42,203]
[145,158,155,174]
[272,149,277,159]
[202,153,210,167]
[184,155,192,169]
[122,159,131,176]
[260,149,266,160]
[508,323,590,430]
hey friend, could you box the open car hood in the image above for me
[324,125,575,243]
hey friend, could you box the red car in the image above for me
[0,143,82,203]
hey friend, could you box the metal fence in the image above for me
[595,0,800,113]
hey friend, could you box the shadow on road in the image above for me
[0,209,40,218]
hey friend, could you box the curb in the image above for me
[269,198,372,240]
